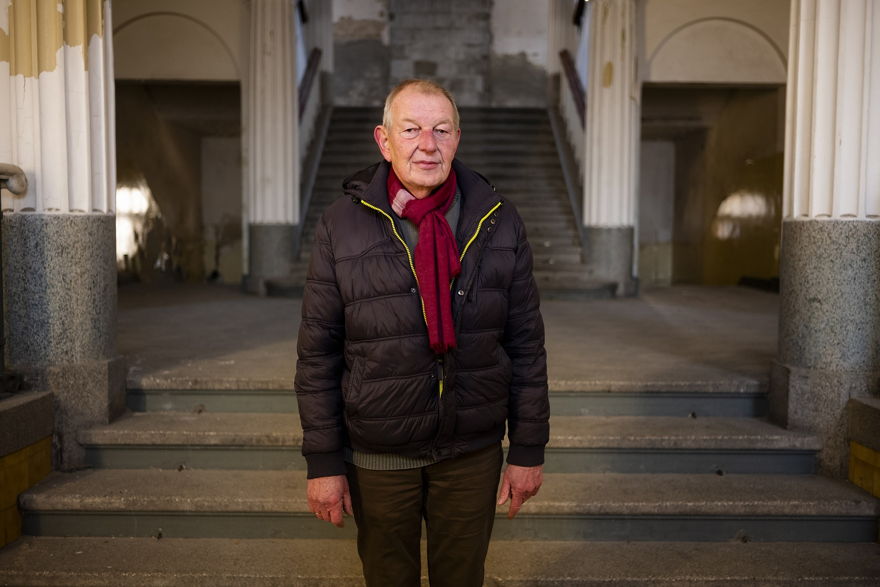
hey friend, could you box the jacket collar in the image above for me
[345,159,500,228]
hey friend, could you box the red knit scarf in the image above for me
[387,168,460,354]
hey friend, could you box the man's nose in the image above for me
[417,130,438,152]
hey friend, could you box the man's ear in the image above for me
[374,126,392,162]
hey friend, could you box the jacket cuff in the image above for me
[305,450,347,479]
[506,444,545,467]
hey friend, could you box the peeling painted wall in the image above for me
[333,0,388,106]
[388,0,490,106]
[489,0,548,106]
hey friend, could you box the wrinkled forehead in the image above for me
[389,89,459,128]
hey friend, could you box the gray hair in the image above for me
[382,79,460,130]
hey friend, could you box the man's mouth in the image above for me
[414,161,440,170]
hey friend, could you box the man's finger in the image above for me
[330,504,344,528]
[507,493,524,519]
[497,478,511,505]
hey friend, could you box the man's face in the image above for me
[374,88,461,199]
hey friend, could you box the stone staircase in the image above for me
[267,107,616,298]
[1,375,879,584]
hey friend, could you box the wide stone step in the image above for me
[532,251,584,265]
[534,271,615,288]
[2,537,879,586]
[126,383,769,418]
[20,470,878,541]
[78,413,819,474]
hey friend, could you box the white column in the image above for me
[242,0,299,292]
[775,0,880,478]
[583,0,638,227]
[784,0,880,219]
[579,0,640,296]
[0,0,122,470]
[0,0,115,214]
[245,0,298,226]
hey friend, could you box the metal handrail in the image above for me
[0,163,28,195]
[559,49,585,129]
[298,47,323,122]
[0,162,27,394]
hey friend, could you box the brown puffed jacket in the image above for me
[295,159,549,479]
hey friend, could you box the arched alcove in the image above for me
[114,13,239,81]
[647,19,786,84]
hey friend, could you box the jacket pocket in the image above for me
[342,358,366,417]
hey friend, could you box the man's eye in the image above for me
[433,129,450,139]
[400,128,420,139]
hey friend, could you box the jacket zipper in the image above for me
[459,201,503,264]
[357,200,428,325]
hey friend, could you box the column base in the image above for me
[20,357,126,470]
[2,212,121,470]
[583,226,638,296]
[771,218,880,478]
[243,224,296,295]
[770,361,878,478]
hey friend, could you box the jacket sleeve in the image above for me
[502,211,550,467]
[295,212,347,478]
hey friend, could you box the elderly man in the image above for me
[295,79,549,586]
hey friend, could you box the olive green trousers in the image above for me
[346,443,503,587]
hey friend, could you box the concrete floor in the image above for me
[118,283,779,390]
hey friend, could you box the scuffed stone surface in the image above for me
[583,226,637,296]
[2,537,880,585]
[2,213,116,367]
[779,219,880,371]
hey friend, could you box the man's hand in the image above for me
[307,475,353,528]
[496,464,543,519]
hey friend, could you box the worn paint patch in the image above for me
[0,2,8,63]
[603,61,613,87]
[413,59,436,76]
[0,28,8,65]
[334,38,389,106]
[4,0,103,76]
[36,0,63,75]
[334,16,386,41]
[0,0,9,34]
[489,52,547,107]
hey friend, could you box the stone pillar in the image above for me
[242,0,299,295]
[582,0,639,296]
[772,0,880,477]
[0,0,123,469]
